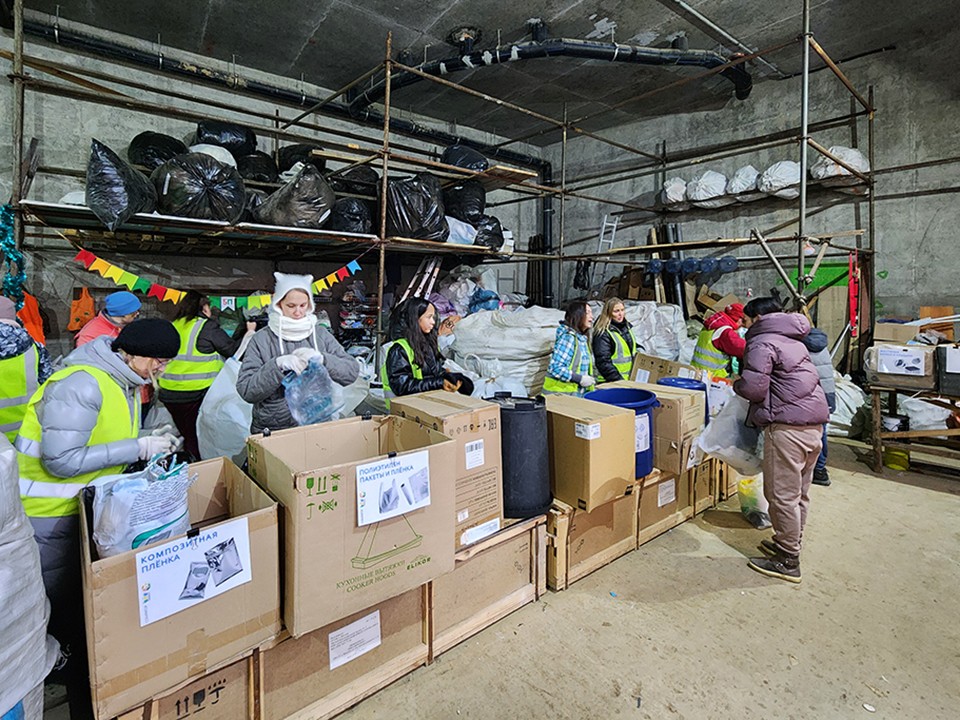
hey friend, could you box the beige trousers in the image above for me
[762,423,824,557]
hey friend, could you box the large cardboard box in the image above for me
[80,458,281,720]
[547,491,638,591]
[261,587,428,720]
[432,516,545,657]
[544,394,636,511]
[247,415,456,637]
[638,470,693,546]
[629,351,706,384]
[874,322,919,345]
[390,392,504,549]
[696,289,741,316]
[691,460,716,514]
[864,344,936,390]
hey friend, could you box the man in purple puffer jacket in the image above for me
[734,298,830,583]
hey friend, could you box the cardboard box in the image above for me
[874,322,919,345]
[432,516,545,657]
[80,458,281,720]
[390,391,504,550]
[865,344,936,390]
[629,351,706,384]
[247,415,456,637]
[691,460,716,514]
[547,491,638,591]
[638,470,693,546]
[696,289,741,316]
[261,587,428,720]
[605,380,705,442]
[545,394,636,511]
[936,345,960,395]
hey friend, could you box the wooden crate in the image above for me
[637,470,694,546]
[547,492,638,591]
[258,586,429,720]
[429,515,546,659]
[715,460,739,501]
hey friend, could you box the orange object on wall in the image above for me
[17,292,46,344]
[67,287,95,332]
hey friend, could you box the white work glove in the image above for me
[137,434,177,460]
[276,354,308,375]
[579,374,596,388]
[293,347,323,365]
[150,424,175,437]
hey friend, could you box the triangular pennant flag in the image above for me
[236,297,249,309]
[325,273,339,287]
[74,249,97,268]
[346,260,361,275]
[148,284,166,300]
[104,265,124,282]
[132,277,152,294]
[162,287,180,303]
[90,258,110,276]
[246,296,260,309]
[336,266,350,281]
[119,272,138,290]
[209,296,221,310]
[260,295,272,306]
[221,297,236,311]
[314,278,328,292]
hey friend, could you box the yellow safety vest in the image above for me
[691,327,731,378]
[17,365,140,518]
[158,317,225,392]
[543,334,594,394]
[0,344,39,442]
[380,339,422,409]
[605,327,636,380]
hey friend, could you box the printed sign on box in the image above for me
[356,450,431,526]
[135,516,252,627]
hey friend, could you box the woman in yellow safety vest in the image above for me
[158,290,255,459]
[543,299,596,395]
[17,318,180,720]
[0,296,53,442]
[381,298,473,408]
[592,297,638,382]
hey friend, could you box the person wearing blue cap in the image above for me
[74,290,141,347]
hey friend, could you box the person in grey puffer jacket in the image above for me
[803,328,837,486]
[238,272,359,434]
[734,297,829,585]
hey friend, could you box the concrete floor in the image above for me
[43,444,960,719]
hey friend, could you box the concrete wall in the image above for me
[547,28,960,319]
[0,24,542,355]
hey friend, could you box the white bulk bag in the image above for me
[685,170,735,208]
[726,165,764,202]
[810,145,870,186]
[758,160,801,199]
[659,177,691,211]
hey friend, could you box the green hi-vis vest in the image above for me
[18,365,140,518]
[0,344,39,442]
[606,327,636,380]
[692,327,731,378]
[543,335,594,394]
[380,339,422,409]
[158,317,225,392]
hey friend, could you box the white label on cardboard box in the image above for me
[574,422,602,440]
[686,442,700,471]
[356,450,431,527]
[328,609,382,670]
[135,516,252,627]
[465,439,485,470]
[678,367,696,379]
[946,347,960,374]
[457,508,470,523]
[657,479,676,508]
[634,414,650,453]
[460,517,501,546]
[634,369,651,383]
[877,346,926,376]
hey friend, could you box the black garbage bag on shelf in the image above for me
[237,151,279,183]
[327,197,373,234]
[150,153,246,222]
[241,188,267,222]
[127,131,187,171]
[328,165,380,196]
[277,143,326,173]
[193,120,257,157]
[473,214,504,250]
[441,144,489,172]
[386,173,448,242]
[442,179,485,226]
[86,139,157,231]
[253,163,335,228]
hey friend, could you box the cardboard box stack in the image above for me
[629,351,706,384]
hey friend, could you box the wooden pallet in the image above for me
[637,470,694,547]
[429,515,546,660]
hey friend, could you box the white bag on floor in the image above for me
[696,395,762,475]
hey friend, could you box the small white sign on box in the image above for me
[465,439,485,470]
[657,479,676,508]
[574,422,602,440]
[946,347,960,374]
[135,516,252,627]
[328,610,382,670]
[634,369,651,383]
[634,414,650,453]
[356,450,431,527]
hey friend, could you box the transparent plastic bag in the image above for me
[282,358,344,426]
[696,395,762,474]
[738,473,771,529]
[197,357,252,464]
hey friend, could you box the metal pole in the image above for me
[375,33,392,371]
[797,0,811,294]
[558,104,568,305]
[12,0,25,250]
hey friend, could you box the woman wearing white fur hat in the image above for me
[238,272,358,433]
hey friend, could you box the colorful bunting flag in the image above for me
[148,284,166,301]
[104,265,124,282]
[236,297,249,309]
[74,249,96,268]
[132,277,152,294]
[221,297,236,311]
[347,260,361,274]
[210,297,221,310]
[119,271,138,290]
[336,266,350,281]
[90,258,110,275]
[325,273,339,287]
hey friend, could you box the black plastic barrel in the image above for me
[485,393,551,518]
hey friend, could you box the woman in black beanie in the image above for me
[16,317,180,720]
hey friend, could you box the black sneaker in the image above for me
[747,554,802,583]
[812,467,831,486]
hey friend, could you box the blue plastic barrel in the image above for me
[657,376,709,425]
[584,388,659,479]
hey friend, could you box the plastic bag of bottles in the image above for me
[738,472,771,529]
[282,357,345,426]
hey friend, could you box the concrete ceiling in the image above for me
[28,1,955,145]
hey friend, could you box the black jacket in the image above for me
[386,342,445,397]
[592,320,636,383]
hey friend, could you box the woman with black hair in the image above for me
[158,289,255,458]
[543,299,596,395]
[381,298,473,407]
